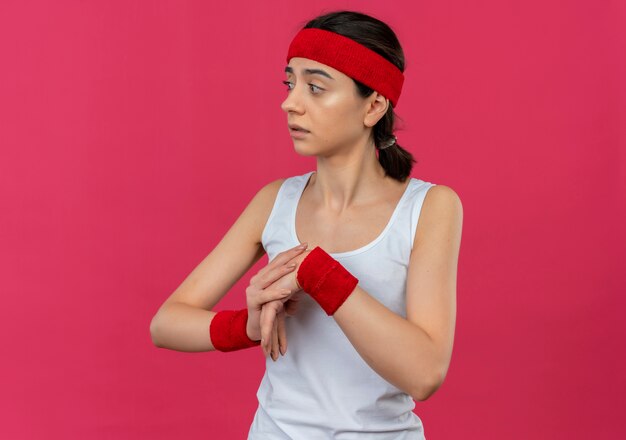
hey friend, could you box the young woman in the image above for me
[150,10,462,439]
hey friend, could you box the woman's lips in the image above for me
[289,128,310,139]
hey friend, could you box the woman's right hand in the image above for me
[245,243,308,343]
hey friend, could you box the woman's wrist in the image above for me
[210,308,261,352]
[296,246,359,315]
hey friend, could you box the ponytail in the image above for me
[372,105,417,183]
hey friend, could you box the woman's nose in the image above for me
[280,84,304,114]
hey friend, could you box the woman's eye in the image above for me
[281,80,323,94]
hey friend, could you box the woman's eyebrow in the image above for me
[284,66,335,80]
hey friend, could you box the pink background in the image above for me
[1,1,624,438]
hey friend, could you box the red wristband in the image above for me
[209,308,261,352]
[296,246,359,315]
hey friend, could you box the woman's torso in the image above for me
[293,171,414,254]
[248,170,436,439]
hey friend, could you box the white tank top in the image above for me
[248,170,436,439]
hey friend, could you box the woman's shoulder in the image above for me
[255,171,308,199]
[411,183,463,247]
[413,181,462,219]
[258,177,288,197]
[409,177,460,203]
[250,173,305,227]
[420,183,461,205]
[254,171,311,202]
[251,178,287,219]
[222,177,286,250]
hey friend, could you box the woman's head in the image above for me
[282,10,417,182]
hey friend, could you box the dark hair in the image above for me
[302,10,417,182]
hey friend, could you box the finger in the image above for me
[271,314,279,361]
[257,261,298,291]
[270,301,284,360]
[269,243,309,268]
[269,301,284,360]
[259,305,268,357]
[256,287,292,308]
[277,310,287,355]
[269,250,312,293]
[253,245,308,288]
[260,302,278,357]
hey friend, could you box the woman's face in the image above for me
[281,57,379,155]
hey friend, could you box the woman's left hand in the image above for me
[260,248,312,360]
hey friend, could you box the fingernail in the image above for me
[297,243,308,249]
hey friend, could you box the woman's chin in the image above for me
[292,142,318,156]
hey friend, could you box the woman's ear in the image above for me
[363,92,389,128]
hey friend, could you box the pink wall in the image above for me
[1,1,624,438]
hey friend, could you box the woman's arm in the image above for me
[149,178,285,352]
[333,185,462,401]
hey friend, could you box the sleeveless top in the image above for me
[248,170,437,439]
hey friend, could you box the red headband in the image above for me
[286,28,404,108]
